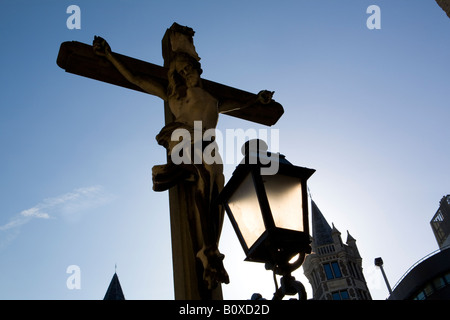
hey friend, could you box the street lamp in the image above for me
[218,139,315,299]
[375,257,393,295]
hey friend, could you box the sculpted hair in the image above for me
[167,53,203,99]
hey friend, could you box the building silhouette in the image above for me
[104,272,125,300]
[430,195,450,249]
[388,195,450,300]
[303,200,372,300]
[436,0,450,18]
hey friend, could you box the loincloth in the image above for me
[153,122,220,191]
[156,121,217,158]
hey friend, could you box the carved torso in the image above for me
[169,86,219,131]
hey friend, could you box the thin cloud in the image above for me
[0,218,29,231]
[0,185,114,246]
[20,207,50,219]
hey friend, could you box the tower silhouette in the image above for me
[104,271,125,300]
[303,200,372,300]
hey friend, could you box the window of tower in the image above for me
[323,261,342,280]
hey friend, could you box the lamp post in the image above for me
[218,139,315,300]
[375,257,393,295]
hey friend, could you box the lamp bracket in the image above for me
[272,274,307,300]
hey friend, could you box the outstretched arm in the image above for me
[219,90,274,114]
[93,36,167,101]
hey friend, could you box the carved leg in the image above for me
[196,245,229,290]
[193,162,229,289]
[154,131,229,290]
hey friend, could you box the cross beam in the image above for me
[57,41,284,126]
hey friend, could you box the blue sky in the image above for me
[0,1,449,300]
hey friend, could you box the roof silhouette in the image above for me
[103,272,125,300]
[311,200,333,246]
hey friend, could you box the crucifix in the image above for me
[57,22,284,300]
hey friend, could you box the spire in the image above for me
[346,230,361,258]
[331,223,341,235]
[331,222,343,247]
[346,230,356,244]
[104,272,125,300]
[311,200,333,246]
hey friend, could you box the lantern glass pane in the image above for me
[228,173,266,249]
[263,174,304,232]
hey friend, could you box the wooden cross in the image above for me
[57,23,283,300]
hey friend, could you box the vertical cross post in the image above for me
[161,27,223,300]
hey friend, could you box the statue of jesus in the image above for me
[92,26,273,289]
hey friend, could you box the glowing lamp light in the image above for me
[218,140,315,276]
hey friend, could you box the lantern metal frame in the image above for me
[217,140,315,299]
